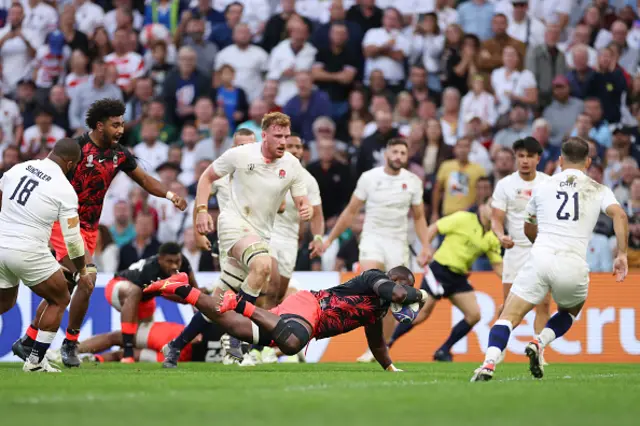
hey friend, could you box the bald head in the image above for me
[52,138,81,162]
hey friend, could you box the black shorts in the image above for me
[420,261,474,299]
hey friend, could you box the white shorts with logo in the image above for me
[0,247,61,289]
[270,237,297,278]
[217,212,271,260]
[511,247,589,308]
[502,245,532,284]
[358,233,409,269]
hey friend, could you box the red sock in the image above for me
[185,288,201,305]
[26,325,38,340]
[243,302,255,318]
[95,354,104,363]
[65,329,80,341]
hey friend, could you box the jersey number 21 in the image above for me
[556,191,579,221]
[9,175,39,206]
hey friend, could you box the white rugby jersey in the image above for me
[525,169,619,259]
[0,158,78,250]
[211,176,230,212]
[353,167,423,239]
[272,167,322,243]
[212,143,307,239]
[492,171,550,247]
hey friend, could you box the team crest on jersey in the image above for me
[86,154,94,168]
[279,169,286,179]
[402,183,407,191]
[113,153,118,164]
[516,188,533,198]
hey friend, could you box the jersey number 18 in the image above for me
[9,175,39,206]
[556,191,579,221]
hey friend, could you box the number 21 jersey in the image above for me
[0,158,78,251]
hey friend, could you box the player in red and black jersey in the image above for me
[145,266,428,371]
[13,98,188,367]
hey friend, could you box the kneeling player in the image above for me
[387,202,503,361]
[104,242,197,362]
[145,266,427,371]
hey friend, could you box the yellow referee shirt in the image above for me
[433,211,502,275]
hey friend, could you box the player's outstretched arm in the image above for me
[373,279,427,305]
[491,208,514,248]
[323,195,364,250]
[412,203,433,266]
[194,165,223,234]
[606,204,629,282]
[128,166,187,210]
[293,195,312,221]
[364,321,400,372]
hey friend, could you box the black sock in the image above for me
[29,341,51,363]
[174,312,208,350]
[174,285,193,300]
[235,290,257,314]
[439,319,472,353]
[388,321,414,348]
[122,333,135,358]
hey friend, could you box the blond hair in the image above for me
[261,112,291,131]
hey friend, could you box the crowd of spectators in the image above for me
[0,0,639,274]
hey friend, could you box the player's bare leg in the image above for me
[257,257,282,309]
[23,268,71,372]
[387,296,437,347]
[0,287,19,315]
[78,331,123,354]
[230,236,272,304]
[115,282,143,362]
[433,292,481,362]
[356,260,387,362]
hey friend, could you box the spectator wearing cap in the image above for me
[566,44,597,99]
[362,8,410,92]
[542,75,584,146]
[346,0,383,35]
[209,2,243,50]
[59,5,90,56]
[491,44,537,118]
[507,0,545,48]
[588,46,627,125]
[74,0,106,36]
[237,98,268,142]
[267,16,317,106]
[586,163,616,272]
[0,85,24,147]
[0,3,38,93]
[133,118,170,172]
[22,0,57,46]
[492,102,532,153]
[215,23,269,103]
[110,200,136,247]
[143,0,187,35]
[459,74,497,133]
[612,125,640,165]
[580,97,612,148]
[21,107,66,159]
[284,71,332,143]
[477,13,526,74]
[312,22,359,122]
[47,85,71,136]
[69,60,123,134]
[180,16,218,80]
[213,64,249,132]
[525,23,567,110]
[457,0,494,41]
[163,46,210,127]
[194,115,233,161]
[356,109,398,177]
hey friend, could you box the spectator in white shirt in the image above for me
[267,15,317,105]
[73,0,105,37]
[434,0,459,32]
[440,86,462,146]
[178,122,201,185]
[105,28,145,97]
[133,118,170,172]
[65,49,90,99]
[459,74,497,135]
[491,44,537,116]
[156,181,194,244]
[461,116,493,173]
[0,3,38,93]
[528,0,572,34]
[215,23,269,102]
[410,13,445,92]
[104,0,144,38]
[561,23,598,69]
[507,0,545,48]
[22,0,58,46]
[33,31,71,95]
[21,107,66,159]
[362,7,411,89]
[0,86,24,147]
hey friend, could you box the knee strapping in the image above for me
[219,259,248,292]
[241,241,271,267]
[272,319,311,354]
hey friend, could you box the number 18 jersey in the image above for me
[526,169,618,260]
[0,158,79,251]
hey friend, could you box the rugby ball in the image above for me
[390,302,420,324]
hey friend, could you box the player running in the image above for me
[104,242,198,363]
[0,139,91,372]
[12,98,188,368]
[387,200,503,361]
[491,137,550,361]
[145,266,427,372]
[322,138,430,362]
[161,128,257,368]
[472,137,629,381]
[267,133,324,307]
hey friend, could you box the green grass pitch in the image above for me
[1,363,639,426]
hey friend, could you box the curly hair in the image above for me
[85,98,126,130]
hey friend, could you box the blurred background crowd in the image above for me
[0,0,639,275]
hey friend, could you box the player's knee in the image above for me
[76,277,95,294]
[272,319,310,355]
[250,256,271,280]
[50,288,71,308]
[465,311,481,326]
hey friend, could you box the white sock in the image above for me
[36,330,57,345]
[251,322,260,344]
[537,328,556,348]
[485,346,502,365]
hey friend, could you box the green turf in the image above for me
[1,363,639,426]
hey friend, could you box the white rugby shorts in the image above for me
[358,233,409,270]
[502,245,531,284]
[0,247,61,289]
[270,237,297,278]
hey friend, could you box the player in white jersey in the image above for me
[491,138,551,345]
[267,134,324,307]
[0,138,92,372]
[162,128,258,368]
[323,138,431,362]
[472,138,629,382]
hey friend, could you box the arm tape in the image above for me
[403,286,422,304]
[60,216,85,260]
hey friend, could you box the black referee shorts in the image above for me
[420,261,474,300]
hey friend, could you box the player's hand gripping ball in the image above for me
[390,302,420,324]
